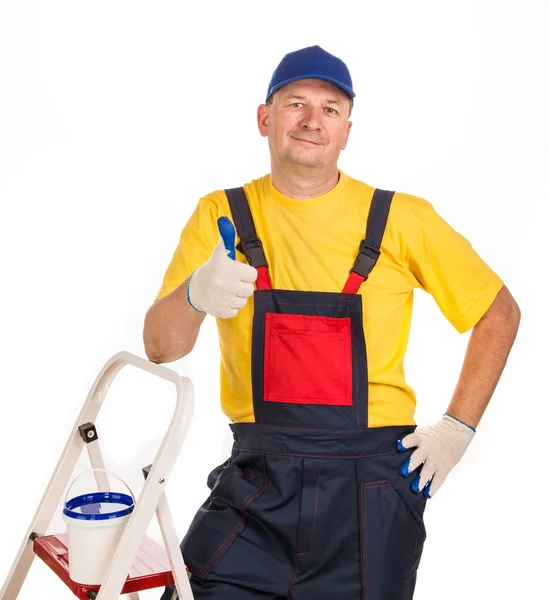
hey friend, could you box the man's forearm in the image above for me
[446,285,521,429]
[143,278,207,364]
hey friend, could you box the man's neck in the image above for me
[270,165,340,199]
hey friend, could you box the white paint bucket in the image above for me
[62,469,135,585]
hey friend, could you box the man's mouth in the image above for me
[292,136,322,146]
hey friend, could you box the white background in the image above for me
[1,1,548,598]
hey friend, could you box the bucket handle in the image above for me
[64,468,136,509]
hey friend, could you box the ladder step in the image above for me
[33,534,175,598]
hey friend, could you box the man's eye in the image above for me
[289,103,338,113]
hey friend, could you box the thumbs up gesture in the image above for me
[187,217,258,318]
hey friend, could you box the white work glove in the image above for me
[396,413,476,498]
[187,217,258,319]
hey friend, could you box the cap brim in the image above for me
[267,73,355,103]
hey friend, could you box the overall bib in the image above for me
[161,188,427,600]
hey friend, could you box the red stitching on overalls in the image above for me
[197,519,247,580]
[216,468,261,486]
[362,480,390,489]
[196,475,267,579]
[380,486,419,554]
[196,472,268,579]
[244,469,262,481]
[289,554,300,594]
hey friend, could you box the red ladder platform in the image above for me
[33,534,175,599]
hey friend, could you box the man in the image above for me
[144,45,520,600]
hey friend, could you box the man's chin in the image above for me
[284,151,324,169]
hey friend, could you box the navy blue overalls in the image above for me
[161,187,427,600]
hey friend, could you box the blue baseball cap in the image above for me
[266,45,355,104]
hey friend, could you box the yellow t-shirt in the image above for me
[155,170,503,426]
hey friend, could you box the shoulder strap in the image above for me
[343,188,395,294]
[224,187,272,290]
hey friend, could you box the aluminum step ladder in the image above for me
[0,351,195,600]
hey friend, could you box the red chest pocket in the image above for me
[263,312,353,406]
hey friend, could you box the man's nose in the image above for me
[299,106,323,129]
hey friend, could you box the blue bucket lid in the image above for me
[63,492,134,521]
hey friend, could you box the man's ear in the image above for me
[257,104,269,138]
[341,121,352,150]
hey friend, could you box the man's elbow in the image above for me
[143,329,195,364]
[143,329,162,363]
[482,284,521,324]
[144,340,162,364]
[143,316,170,364]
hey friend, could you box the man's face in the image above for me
[257,78,352,170]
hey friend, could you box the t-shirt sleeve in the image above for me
[154,193,220,302]
[404,194,504,333]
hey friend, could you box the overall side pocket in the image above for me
[359,479,425,600]
[182,463,268,580]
